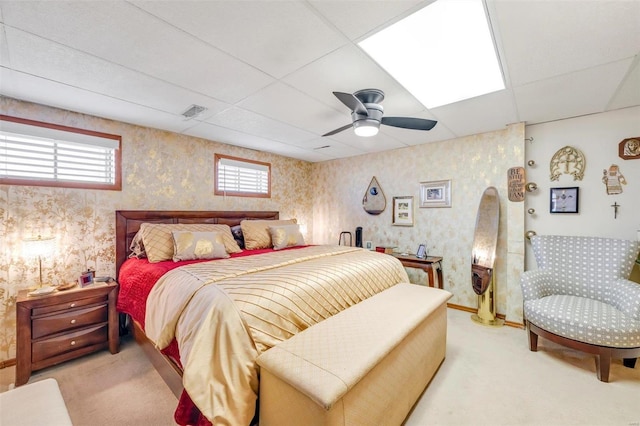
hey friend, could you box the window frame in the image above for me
[0,114,122,191]
[214,153,271,198]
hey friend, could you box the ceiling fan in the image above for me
[322,88,437,137]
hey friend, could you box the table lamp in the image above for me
[23,235,56,288]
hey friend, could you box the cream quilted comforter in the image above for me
[145,245,408,425]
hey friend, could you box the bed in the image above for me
[115,210,409,425]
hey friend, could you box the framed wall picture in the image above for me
[392,196,414,226]
[420,179,451,208]
[550,187,579,213]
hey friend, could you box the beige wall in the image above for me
[310,123,526,324]
[524,106,640,270]
[0,96,313,361]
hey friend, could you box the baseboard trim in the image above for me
[0,358,16,369]
[447,303,524,329]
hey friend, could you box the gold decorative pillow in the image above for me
[171,231,229,261]
[139,223,241,263]
[241,219,297,250]
[269,224,305,250]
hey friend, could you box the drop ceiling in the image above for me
[1,0,639,163]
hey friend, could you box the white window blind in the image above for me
[0,117,121,189]
[215,154,270,197]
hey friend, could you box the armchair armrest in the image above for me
[520,270,565,301]
[606,279,640,321]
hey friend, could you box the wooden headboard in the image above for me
[115,210,279,278]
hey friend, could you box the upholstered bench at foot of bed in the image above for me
[256,283,452,426]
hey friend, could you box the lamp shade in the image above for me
[23,235,56,259]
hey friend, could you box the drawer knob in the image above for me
[70,319,77,324]
[69,303,76,308]
[70,340,76,346]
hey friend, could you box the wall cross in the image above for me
[611,201,620,219]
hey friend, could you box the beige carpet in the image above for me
[1,308,639,425]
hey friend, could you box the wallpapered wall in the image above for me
[0,96,526,362]
[0,96,312,361]
[310,123,526,324]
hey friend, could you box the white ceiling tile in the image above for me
[514,59,634,125]
[206,107,317,145]
[607,59,640,111]
[263,144,333,163]
[0,23,9,66]
[134,1,348,79]
[309,0,429,41]
[495,0,640,86]
[4,28,231,118]
[431,90,518,137]
[283,44,426,114]
[184,121,318,162]
[303,139,365,159]
[3,72,193,132]
[238,82,347,135]
[1,1,274,104]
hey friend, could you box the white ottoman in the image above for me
[0,378,72,426]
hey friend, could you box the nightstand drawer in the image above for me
[32,295,107,316]
[32,304,108,339]
[32,324,108,362]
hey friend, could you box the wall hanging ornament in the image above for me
[549,146,585,181]
[507,167,525,202]
[619,137,640,160]
[362,176,386,215]
[602,164,627,195]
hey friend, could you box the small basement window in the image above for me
[215,154,270,198]
[0,115,122,190]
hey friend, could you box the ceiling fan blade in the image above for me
[322,123,353,137]
[381,117,437,131]
[333,92,368,116]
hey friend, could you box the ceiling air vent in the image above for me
[181,104,207,120]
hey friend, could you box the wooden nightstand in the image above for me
[16,281,119,386]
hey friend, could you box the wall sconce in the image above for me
[525,182,538,192]
[23,235,56,288]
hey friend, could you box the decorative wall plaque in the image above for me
[550,146,585,181]
[507,167,525,202]
[602,164,626,195]
[619,137,640,160]
[362,176,386,215]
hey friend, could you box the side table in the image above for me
[390,254,444,288]
[16,281,119,386]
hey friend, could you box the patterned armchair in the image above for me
[521,235,640,382]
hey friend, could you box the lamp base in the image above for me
[471,313,505,327]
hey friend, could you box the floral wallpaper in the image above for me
[0,96,312,361]
[310,123,526,325]
[0,96,525,363]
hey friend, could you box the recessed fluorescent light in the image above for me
[359,0,504,109]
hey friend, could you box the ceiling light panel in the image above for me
[359,0,505,109]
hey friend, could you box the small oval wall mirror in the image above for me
[362,176,386,215]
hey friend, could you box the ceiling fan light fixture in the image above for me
[353,119,380,137]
